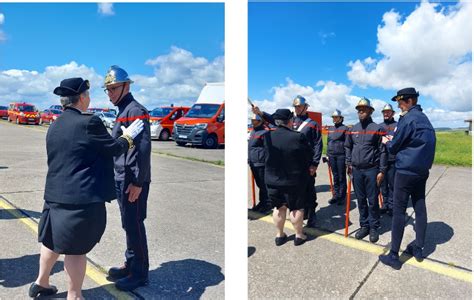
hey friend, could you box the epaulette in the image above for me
[81,111,94,115]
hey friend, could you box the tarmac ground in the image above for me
[0,120,225,299]
[248,157,472,299]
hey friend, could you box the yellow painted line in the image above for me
[0,196,133,299]
[0,198,39,233]
[249,211,472,283]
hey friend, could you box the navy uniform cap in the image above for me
[272,108,293,121]
[53,78,90,97]
[391,87,419,102]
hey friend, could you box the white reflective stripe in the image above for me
[297,119,311,132]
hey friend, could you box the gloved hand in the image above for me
[121,119,144,139]
[347,165,352,176]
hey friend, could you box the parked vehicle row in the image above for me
[1,82,225,149]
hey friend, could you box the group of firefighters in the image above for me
[248,87,436,269]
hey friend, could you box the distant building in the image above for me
[465,118,472,135]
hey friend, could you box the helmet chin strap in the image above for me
[110,84,127,106]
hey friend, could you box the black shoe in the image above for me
[294,237,307,246]
[369,228,379,243]
[108,265,130,281]
[115,275,149,291]
[379,252,402,270]
[337,198,345,206]
[251,202,265,212]
[405,244,424,262]
[28,283,58,298]
[355,227,370,240]
[328,197,338,205]
[275,234,288,246]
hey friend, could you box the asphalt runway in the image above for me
[248,156,472,298]
[0,120,225,299]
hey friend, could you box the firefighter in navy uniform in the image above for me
[104,66,152,291]
[325,109,348,205]
[345,97,387,243]
[379,88,436,270]
[30,78,144,299]
[379,103,397,215]
[251,95,323,228]
[248,113,272,213]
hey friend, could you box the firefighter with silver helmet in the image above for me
[345,97,387,243]
[248,113,272,213]
[252,95,322,228]
[325,109,348,205]
[379,103,397,215]
[104,65,152,291]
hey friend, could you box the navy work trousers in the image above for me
[352,167,380,229]
[390,172,428,253]
[115,180,150,279]
[380,162,395,209]
[250,165,270,206]
[328,155,346,201]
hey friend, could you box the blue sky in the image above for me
[0,3,224,109]
[249,1,472,128]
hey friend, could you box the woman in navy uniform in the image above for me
[30,78,144,299]
[326,109,348,205]
[379,88,436,270]
[263,109,313,246]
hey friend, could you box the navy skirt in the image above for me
[38,201,106,255]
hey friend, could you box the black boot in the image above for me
[108,265,130,281]
[28,283,58,298]
[115,275,149,291]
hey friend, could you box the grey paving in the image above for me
[248,160,472,298]
[0,120,225,299]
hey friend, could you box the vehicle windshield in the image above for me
[103,112,115,118]
[18,105,36,112]
[50,109,63,115]
[150,108,173,117]
[185,104,220,118]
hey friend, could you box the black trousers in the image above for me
[328,155,346,201]
[380,162,395,209]
[250,165,270,205]
[115,180,150,279]
[305,175,317,210]
[352,167,380,229]
[390,172,428,253]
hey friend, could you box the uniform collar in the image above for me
[335,122,344,128]
[64,106,82,114]
[117,93,133,111]
[253,124,265,131]
[360,117,373,127]
[295,114,308,121]
[384,118,395,124]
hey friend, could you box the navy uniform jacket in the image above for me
[345,117,387,173]
[112,93,151,186]
[263,126,313,187]
[386,105,435,176]
[262,112,323,167]
[248,124,268,167]
[44,107,130,205]
[327,123,348,157]
[379,119,397,163]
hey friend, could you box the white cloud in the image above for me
[135,46,224,107]
[0,61,109,110]
[0,13,5,42]
[0,47,224,110]
[347,1,472,112]
[98,3,115,16]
